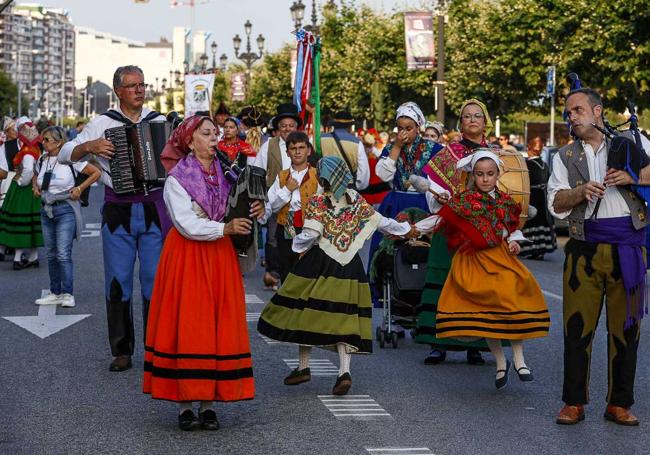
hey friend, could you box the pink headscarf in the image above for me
[160,115,214,172]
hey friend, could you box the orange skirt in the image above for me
[143,228,254,402]
[435,242,549,340]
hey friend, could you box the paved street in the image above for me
[1,185,648,455]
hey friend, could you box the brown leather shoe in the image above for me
[556,405,585,425]
[284,368,311,385]
[604,405,639,426]
[109,355,132,372]
[332,373,352,396]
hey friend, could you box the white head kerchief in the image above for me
[395,102,425,128]
[456,149,503,172]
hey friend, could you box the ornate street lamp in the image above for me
[219,53,228,71]
[210,41,218,69]
[233,20,264,85]
[200,54,209,72]
[290,0,305,30]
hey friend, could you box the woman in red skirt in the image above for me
[145,115,264,431]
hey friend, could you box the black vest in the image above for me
[4,139,18,172]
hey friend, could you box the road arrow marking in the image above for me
[2,290,91,339]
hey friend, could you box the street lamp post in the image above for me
[434,0,448,123]
[14,49,40,116]
[200,54,209,72]
[219,54,228,72]
[211,41,218,70]
[233,20,265,85]
[290,1,305,31]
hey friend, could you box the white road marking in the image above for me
[366,449,434,455]
[246,312,261,322]
[81,223,101,238]
[258,334,284,345]
[318,395,392,420]
[283,359,339,376]
[2,290,91,339]
[245,294,265,304]
[542,289,562,300]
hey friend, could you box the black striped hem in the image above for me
[435,325,549,335]
[423,282,444,291]
[293,246,368,282]
[257,318,372,353]
[271,293,372,318]
[437,309,550,316]
[144,346,251,361]
[436,316,551,325]
[143,362,253,380]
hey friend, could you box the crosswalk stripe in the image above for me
[246,312,261,322]
[245,294,265,304]
[366,448,434,455]
[283,359,339,376]
[258,334,283,345]
[318,395,392,420]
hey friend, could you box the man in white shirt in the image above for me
[59,65,166,373]
[549,87,649,426]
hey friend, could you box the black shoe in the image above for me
[199,409,220,430]
[178,410,200,431]
[467,349,485,365]
[23,259,39,269]
[495,360,511,390]
[424,348,446,365]
[284,367,311,385]
[13,261,24,270]
[109,355,132,372]
[515,366,534,382]
[332,372,352,396]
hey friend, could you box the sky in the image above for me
[29,0,430,62]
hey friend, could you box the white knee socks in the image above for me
[486,339,507,378]
[511,340,528,371]
[298,345,312,370]
[179,402,193,414]
[27,248,38,262]
[337,343,351,376]
[199,401,213,413]
[14,248,23,262]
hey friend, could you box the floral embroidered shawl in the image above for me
[438,189,521,252]
[304,189,381,265]
[380,136,443,191]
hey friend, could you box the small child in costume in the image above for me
[415,149,550,390]
[257,156,416,395]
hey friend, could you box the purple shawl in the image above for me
[169,154,231,222]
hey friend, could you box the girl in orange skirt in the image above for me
[145,115,265,431]
[415,150,549,390]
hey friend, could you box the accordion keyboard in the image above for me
[105,126,137,194]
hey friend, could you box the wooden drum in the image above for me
[459,150,530,228]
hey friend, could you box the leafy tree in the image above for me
[0,69,19,117]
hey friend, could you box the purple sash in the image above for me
[104,186,172,237]
[585,216,647,328]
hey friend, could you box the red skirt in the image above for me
[143,228,255,402]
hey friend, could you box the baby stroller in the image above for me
[369,208,430,348]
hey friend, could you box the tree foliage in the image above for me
[0,69,19,117]
[246,0,650,130]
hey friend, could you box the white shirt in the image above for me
[292,214,411,254]
[253,137,290,171]
[0,143,8,173]
[352,141,370,191]
[164,176,225,241]
[16,154,35,187]
[36,155,88,193]
[262,166,323,223]
[58,106,165,189]
[548,139,630,219]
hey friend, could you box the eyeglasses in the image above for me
[42,137,58,143]
[461,112,485,121]
[121,82,146,91]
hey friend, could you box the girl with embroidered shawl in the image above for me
[415,99,498,366]
[144,116,265,431]
[216,116,256,164]
[0,117,43,269]
[369,102,443,300]
[416,151,549,390]
[257,156,415,396]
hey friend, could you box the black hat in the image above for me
[272,103,302,129]
[214,102,230,116]
[238,105,265,128]
[329,110,355,128]
[267,116,277,132]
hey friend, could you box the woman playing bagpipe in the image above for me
[415,150,549,390]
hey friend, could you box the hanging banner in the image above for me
[404,11,435,71]
[231,72,246,102]
[184,73,215,117]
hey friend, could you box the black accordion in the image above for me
[104,121,171,194]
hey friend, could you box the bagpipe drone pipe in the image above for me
[217,150,268,256]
